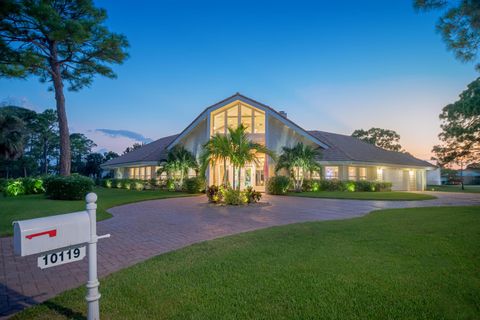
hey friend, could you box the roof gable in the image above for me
[167,93,329,149]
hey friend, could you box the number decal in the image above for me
[37,246,86,269]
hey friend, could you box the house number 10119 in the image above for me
[38,246,86,269]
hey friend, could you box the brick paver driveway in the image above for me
[1,192,479,317]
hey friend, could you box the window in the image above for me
[213,112,225,134]
[255,169,265,186]
[325,166,339,180]
[241,105,253,133]
[211,103,265,136]
[359,167,367,180]
[145,167,152,180]
[254,111,265,133]
[376,168,383,181]
[227,105,238,130]
[348,167,357,180]
[129,167,134,179]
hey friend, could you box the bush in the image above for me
[318,179,346,191]
[166,178,175,191]
[345,180,356,192]
[132,180,144,191]
[183,177,205,194]
[44,175,94,200]
[267,176,291,195]
[206,185,223,203]
[354,180,376,192]
[4,179,25,196]
[102,179,113,188]
[375,181,392,192]
[302,179,321,192]
[22,177,45,194]
[244,186,262,203]
[222,188,247,205]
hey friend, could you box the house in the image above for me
[101,93,436,191]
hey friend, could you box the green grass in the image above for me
[287,191,437,201]
[427,185,480,193]
[0,188,194,237]
[14,206,480,320]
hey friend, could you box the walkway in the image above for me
[1,192,479,317]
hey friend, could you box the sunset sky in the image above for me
[0,0,476,160]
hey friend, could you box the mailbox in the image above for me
[13,211,90,257]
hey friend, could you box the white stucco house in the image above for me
[102,93,436,191]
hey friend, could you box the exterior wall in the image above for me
[177,118,209,160]
[318,164,426,191]
[266,114,317,177]
[426,168,441,185]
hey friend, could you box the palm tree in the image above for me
[201,124,275,190]
[199,133,231,185]
[161,145,198,190]
[275,142,321,192]
[0,114,26,161]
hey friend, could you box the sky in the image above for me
[0,0,477,160]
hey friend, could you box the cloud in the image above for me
[94,129,153,143]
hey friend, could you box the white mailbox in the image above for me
[13,211,90,257]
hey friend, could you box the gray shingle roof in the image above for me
[308,130,434,168]
[101,134,178,167]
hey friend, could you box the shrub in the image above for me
[22,177,45,194]
[206,185,223,203]
[222,187,247,205]
[183,177,205,194]
[302,179,321,192]
[267,176,291,195]
[345,180,356,192]
[121,179,132,190]
[4,179,25,196]
[244,186,262,203]
[102,179,113,188]
[166,178,175,191]
[319,179,346,191]
[375,181,392,192]
[44,175,94,200]
[132,180,144,191]
[354,180,376,192]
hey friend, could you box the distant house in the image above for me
[102,93,436,191]
[462,168,480,185]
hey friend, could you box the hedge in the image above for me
[267,176,291,195]
[183,177,205,194]
[302,179,392,192]
[44,175,94,200]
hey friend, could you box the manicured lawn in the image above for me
[14,206,480,320]
[287,191,437,201]
[427,185,480,193]
[0,188,194,237]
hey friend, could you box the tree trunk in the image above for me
[237,166,241,191]
[460,161,464,190]
[232,165,236,190]
[50,42,71,176]
[223,158,227,186]
[43,138,48,175]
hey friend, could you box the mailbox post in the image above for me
[86,192,105,320]
[13,192,110,320]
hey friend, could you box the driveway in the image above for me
[1,192,479,317]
